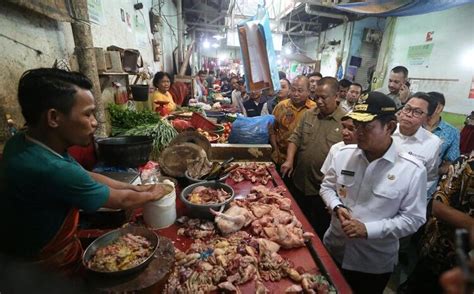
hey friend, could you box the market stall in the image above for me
[78,162,351,293]
[69,87,353,293]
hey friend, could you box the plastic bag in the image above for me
[228,115,275,144]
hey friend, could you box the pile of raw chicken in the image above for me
[166,183,336,293]
[164,231,334,293]
[86,233,153,272]
[229,162,273,185]
[187,186,231,204]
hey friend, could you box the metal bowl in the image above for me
[180,181,235,219]
[82,226,159,276]
[184,170,230,184]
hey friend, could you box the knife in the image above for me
[205,157,235,180]
[304,238,335,287]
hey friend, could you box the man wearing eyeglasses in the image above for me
[391,92,442,288]
[320,92,427,293]
[392,92,442,198]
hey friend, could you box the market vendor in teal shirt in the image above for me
[0,68,168,274]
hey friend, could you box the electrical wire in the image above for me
[285,3,313,54]
[0,32,44,56]
[234,0,245,16]
[151,0,178,43]
[138,9,154,45]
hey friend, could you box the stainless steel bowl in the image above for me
[180,181,235,219]
[82,226,159,276]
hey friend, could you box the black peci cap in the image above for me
[347,91,397,122]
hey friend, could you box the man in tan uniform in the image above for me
[281,77,346,237]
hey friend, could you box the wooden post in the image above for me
[70,0,107,137]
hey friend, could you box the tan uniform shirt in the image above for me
[288,106,346,195]
[271,99,317,165]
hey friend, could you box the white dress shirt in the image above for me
[260,102,270,116]
[320,142,427,274]
[392,125,441,198]
[231,90,246,115]
[321,141,346,174]
[339,100,354,113]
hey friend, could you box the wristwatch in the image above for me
[333,204,348,213]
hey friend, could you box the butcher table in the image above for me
[78,164,352,293]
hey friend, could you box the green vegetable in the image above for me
[175,105,205,115]
[124,120,178,160]
[108,103,160,131]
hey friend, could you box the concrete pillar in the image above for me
[70,0,107,137]
[177,0,184,65]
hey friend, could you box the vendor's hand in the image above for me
[336,207,352,223]
[149,184,169,201]
[280,160,294,178]
[399,84,410,103]
[133,184,154,192]
[439,161,452,175]
[342,219,367,239]
[440,266,468,294]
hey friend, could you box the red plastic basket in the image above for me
[190,112,217,131]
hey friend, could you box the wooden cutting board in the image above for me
[168,131,211,156]
[158,142,207,177]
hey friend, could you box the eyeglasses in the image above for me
[353,121,376,132]
[401,105,426,118]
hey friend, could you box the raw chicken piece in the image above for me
[218,281,240,293]
[269,208,294,224]
[277,197,292,211]
[303,232,315,240]
[249,203,273,218]
[192,186,207,194]
[261,217,306,249]
[239,264,258,284]
[257,238,280,253]
[301,274,316,292]
[210,206,251,235]
[285,284,303,293]
[255,279,270,294]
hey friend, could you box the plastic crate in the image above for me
[190,112,217,131]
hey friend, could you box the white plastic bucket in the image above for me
[143,182,176,229]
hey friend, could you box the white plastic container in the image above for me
[143,181,176,229]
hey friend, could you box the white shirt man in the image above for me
[340,83,363,112]
[320,92,427,293]
[392,125,441,195]
[321,117,358,174]
[392,93,442,198]
[322,143,427,272]
[231,88,246,115]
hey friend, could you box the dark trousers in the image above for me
[398,258,443,294]
[342,269,392,294]
[283,178,331,238]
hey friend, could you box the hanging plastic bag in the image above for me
[228,115,275,144]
